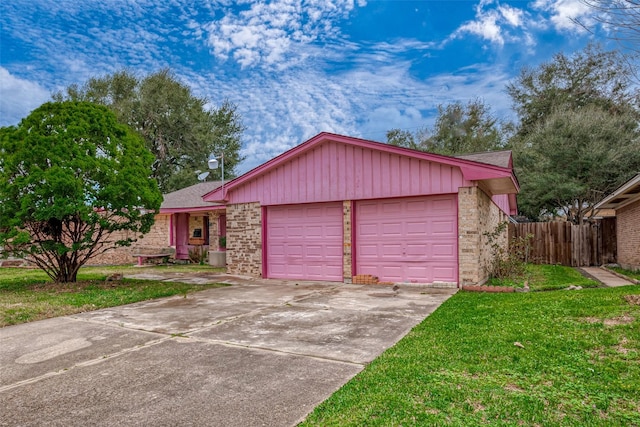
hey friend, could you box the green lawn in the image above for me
[302,286,640,426]
[0,265,227,327]
[610,267,640,282]
[487,264,599,291]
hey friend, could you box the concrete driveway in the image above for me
[0,274,455,427]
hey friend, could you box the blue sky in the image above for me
[0,0,619,173]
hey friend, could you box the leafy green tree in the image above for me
[387,99,506,155]
[516,106,640,223]
[0,102,162,282]
[426,100,506,155]
[507,44,640,222]
[507,44,639,138]
[54,69,244,192]
[386,128,420,150]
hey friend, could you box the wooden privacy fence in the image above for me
[508,219,616,267]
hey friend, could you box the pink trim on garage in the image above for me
[351,200,357,277]
[262,205,268,278]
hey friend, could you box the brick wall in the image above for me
[617,199,640,271]
[458,187,507,285]
[208,211,224,251]
[89,214,171,265]
[343,200,352,282]
[226,202,262,276]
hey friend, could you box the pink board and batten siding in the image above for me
[492,194,511,216]
[226,140,472,206]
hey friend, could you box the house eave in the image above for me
[594,173,640,211]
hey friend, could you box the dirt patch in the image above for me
[504,383,524,392]
[603,315,635,326]
[468,400,486,412]
[578,315,635,326]
[624,294,640,306]
[615,337,630,355]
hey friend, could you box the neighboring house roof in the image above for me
[454,151,513,169]
[594,173,640,211]
[203,133,520,207]
[160,181,224,213]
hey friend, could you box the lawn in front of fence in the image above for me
[301,286,640,426]
[486,263,599,291]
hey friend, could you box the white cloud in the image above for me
[0,67,50,126]
[499,5,524,27]
[184,57,516,173]
[451,1,534,47]
[456,11,505,45]
[533,0,593,32]
[204,0,366,69]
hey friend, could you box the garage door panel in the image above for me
[432,220,455,234]
[324,225,343,238]
[381,201,402,214]
[267,202,343,281]
[406,200,428,212]
[381,223,402,236]
[432,244,455,257]
[356,195,457,284]
[433,265,457,281]
[405,243,428,256]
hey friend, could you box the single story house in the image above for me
[159,181,226,260]
[594,173,640,271]
[202,132,519,287]
[89,181,225,265]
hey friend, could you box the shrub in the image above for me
[484,222,533,281]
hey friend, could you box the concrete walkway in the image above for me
[0,276,455,427]
[579,267,636,287]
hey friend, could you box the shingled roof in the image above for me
[160,181,223,211]
[454,150,513,169]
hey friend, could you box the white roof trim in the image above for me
[594,173,640,210]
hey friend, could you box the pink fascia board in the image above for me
[160,205,225,214]
[202,132,519,203]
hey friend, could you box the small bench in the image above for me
[131,247,176,266]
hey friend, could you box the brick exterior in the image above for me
[343,200,352,282]
[226,202,262,276]
[458,187,508,285]
[617,199,640,271]
[225,191,509,285]
[208,210,225,251]
[89,214,171,265]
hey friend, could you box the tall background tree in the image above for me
[54,69,244,192]
[507,44,640,222]
[577,1,640,51]
[0,102,162,282]
[387,99,507,155]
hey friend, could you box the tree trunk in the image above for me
[55,260,79,283]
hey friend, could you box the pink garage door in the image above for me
[356,195,458,284]
[266,202,343,281]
